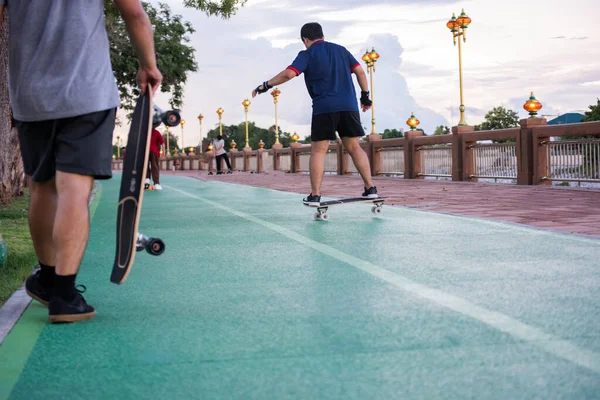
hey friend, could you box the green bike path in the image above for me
[1,175,599,399]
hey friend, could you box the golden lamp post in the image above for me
[165,126,170,156]
[523,92,543,117]
[230,139,237,149]
[406,112,420,131]
[197,114,204,153]
[180,120,186,155]
[362,47,380,135]
[116,135,121,158]
[242,99,251,150]
[291,132,299,143]
[271,88,281,145]
[447,9,472,126]
[216,107,224,137]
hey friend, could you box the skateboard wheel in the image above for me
[321,213,330,221]
[313,212,321,221]
[146,238,165,256]
[149,186,154,190]
[371,206,377,213]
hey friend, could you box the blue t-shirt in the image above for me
[287,40,361,115]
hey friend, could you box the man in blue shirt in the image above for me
[252,22,379,205]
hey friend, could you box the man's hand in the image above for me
[137,66,163,95]
[252,81,271,98]
[360,91,372,112]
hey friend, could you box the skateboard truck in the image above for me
[135,233,165,256]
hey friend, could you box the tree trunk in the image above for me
[0,12,25,205]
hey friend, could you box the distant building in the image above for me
[547,113,585,125]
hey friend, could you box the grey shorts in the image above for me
[16,108,116,182]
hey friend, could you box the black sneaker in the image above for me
[361,186,378,199]
[48,285,96,323]
[25,268,51,307]
[303,193,321,206]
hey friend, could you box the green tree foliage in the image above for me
[105,1,198,114]
[475,106,520,131]
[434,125,450,135]
[204,122,295,150]
[182,0,247,18]
[382,129,403,139]
[583,98,600,122]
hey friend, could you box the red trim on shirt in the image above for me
[350,62,360,71]
[287,66,301,76]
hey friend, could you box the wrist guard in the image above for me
[255,81,271,94]
[360,91,372,106]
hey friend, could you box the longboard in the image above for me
[111,87,166,284]
[304,197,388,220]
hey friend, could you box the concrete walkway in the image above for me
[164,170,600,239]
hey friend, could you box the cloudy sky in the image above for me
[114,0,599,146]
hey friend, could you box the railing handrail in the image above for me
[463,128,520,143]
[532,121,600,138]
[414,135,452,146]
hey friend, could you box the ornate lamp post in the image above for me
[271,88,281,145]
[362,47,380,135]
[216,107,224,137]
[197,114,204,153]
[230,139,237,149]
[165,126,170,156]
[291,132,299,143]
[258,139,265,149]
[523,92,543,118]
[116,135,121,158]
[406,112,420,131]
[180,120,186,155]
[447,9,472,126]
[242,99,251,150]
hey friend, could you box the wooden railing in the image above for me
[111,119,600,186]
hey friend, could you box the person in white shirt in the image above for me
[213,135,232,174]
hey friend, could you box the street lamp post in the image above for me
[180,120,186,155]
[406,112,420,131]
[116,136,121,158]
[362,47,380,135]
[165,126,170,156]
[271,88,281,146]
[447,9,472,126]
[216,107,224,137]
[197,114,204,153]
[242,99,251,150]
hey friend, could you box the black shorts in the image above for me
[311,111,364,142]
[16,108,116,182]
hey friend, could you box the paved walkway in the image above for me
[1,175,599,399]
[164,170,600,239]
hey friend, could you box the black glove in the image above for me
[255,81,271,95]
[360,91,372,107]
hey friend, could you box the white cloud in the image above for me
[113,0,600,144]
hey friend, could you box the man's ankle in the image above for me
[53,273,78,301]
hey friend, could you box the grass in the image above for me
[0,190,36,307]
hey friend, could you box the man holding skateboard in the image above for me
[0,0,162,322]
[252,22,379,206]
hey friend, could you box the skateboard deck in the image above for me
[111,88,165,284]
[304,197,388,220]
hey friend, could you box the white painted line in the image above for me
[0,286,31,345]
[166,185,600,374]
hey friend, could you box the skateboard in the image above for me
[304,197,388,221]
[111,88,179,284]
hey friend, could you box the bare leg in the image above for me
[342,137,374,189]
[28,177,58,266]
[309,140,330,195]
[53,171,94,276]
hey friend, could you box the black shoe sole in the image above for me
[26,289,49,307]
[49,310,97,323]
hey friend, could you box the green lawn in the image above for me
[0,191,36,307]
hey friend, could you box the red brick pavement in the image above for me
[162,170,600,239]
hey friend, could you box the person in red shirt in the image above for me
[145,123,165,190]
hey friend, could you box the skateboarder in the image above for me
[252,22,379,206]
[1,0,162,323]
[145,122,165,190]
